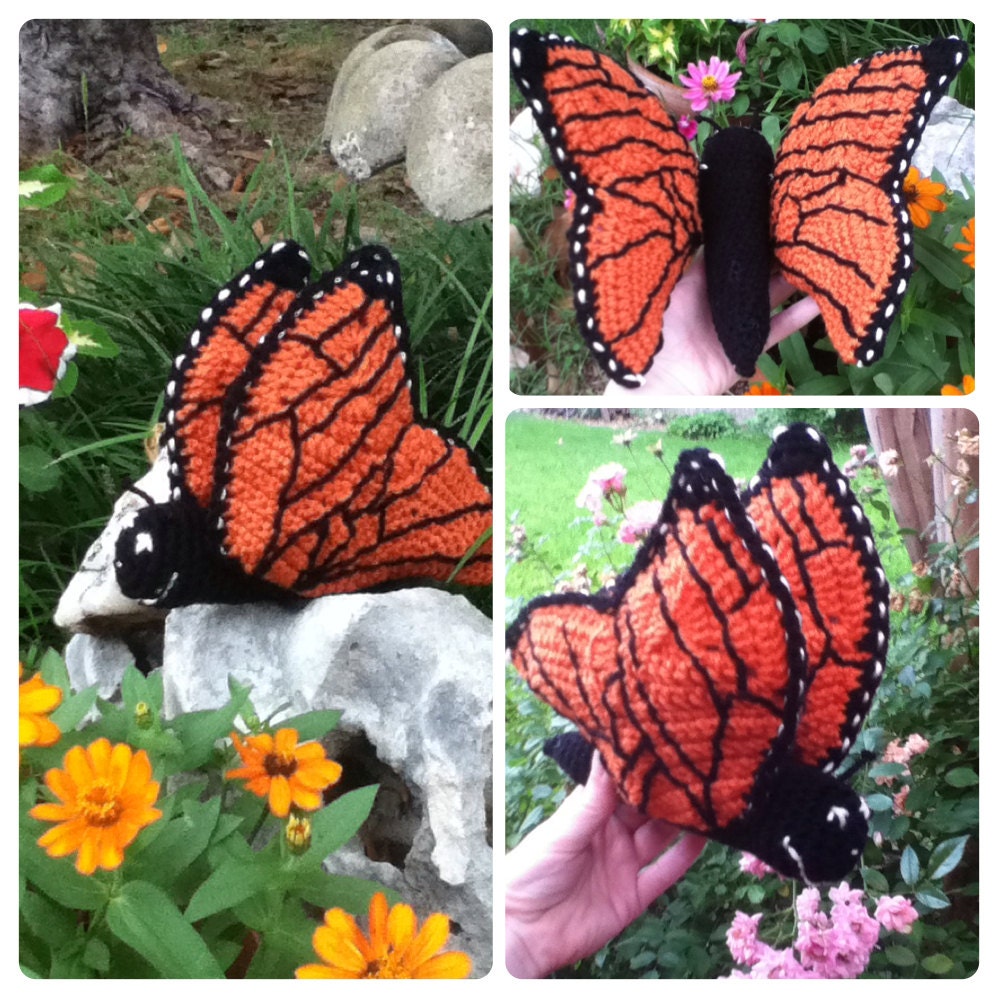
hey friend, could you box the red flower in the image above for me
[20,303,75,406]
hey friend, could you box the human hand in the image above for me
[505,752,706,978]
[603,252,821,397]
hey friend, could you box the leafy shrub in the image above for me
[665,412,737,439]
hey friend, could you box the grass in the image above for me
[20,136,492,648]
[505,411,911,615]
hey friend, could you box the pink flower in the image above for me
[877,448,901,478]
[677,114,698,141]
[875,896,919,935]
[678,56,741,112]
[617,500,660,545]
[563,188,576,213]
[795,886,822,920]
[850,444,868,460]
[905,733,930,757]
[739,852,778,879]
[892,784,911,815]
[19,302,75,406]
[726,911,764,966]
[590,462,627,497]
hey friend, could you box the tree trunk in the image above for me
[19,20,231,186]
[864,407,978,593]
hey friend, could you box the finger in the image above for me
[546,751,618,841]
[636,833,708,909]
[765,293,821,351]
[632,820,682,868]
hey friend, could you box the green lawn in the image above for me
[504,411,911,615]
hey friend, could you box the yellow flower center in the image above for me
[264,751,298,778]
[365,954,410,979]
[79,781,123,827]
[701,75,719,93]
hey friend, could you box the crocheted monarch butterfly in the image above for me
[114,241,493,607]
[506,424,889,883]
[510,28,970,385]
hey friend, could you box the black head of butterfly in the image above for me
[510,28,970,384]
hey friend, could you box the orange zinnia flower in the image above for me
[19,663,63,749]
[29,738,162,875]
[941,374,975,396]
[296,892,472,979]
[902,167,947,228]
[226,728,342,818]
[953,217,975,268]
[746,381,781,396]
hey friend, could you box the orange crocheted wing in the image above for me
[216,246,493,595]
[507,448,804,835]
[510,28,701,386]
[162,240,312,507]
[744,425,890,772]
[772,38,969,366]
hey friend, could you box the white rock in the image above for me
[406,53,492,221]
[325,28,463,181]
[913,97,975,194]
[509,106,544,197]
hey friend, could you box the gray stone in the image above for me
[162,589,493,974]
[406,54,492,221]
[413,20,492,57]
[913,97,975,193]
[64,632,135,703]
[324,28,463,181]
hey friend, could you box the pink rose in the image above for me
[875,895,919,934]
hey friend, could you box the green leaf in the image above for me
[914,236,966,290]
[778,331,818,385]
[914,883,951,909]
[278,709,342,743]
[295,874,390,917]
[775,21,801,46]
[944,767,978,788]
[19,820,108,912]
[776,54,804,91]
[62,316,119,359]
[308,785,379,860]
[867,762,907,780]
[83,937,111,974]
[900,845,920,885]
[865,793,895,813]
[184,850,278,923]
[921,953,954,975]
[793,374,849,395]
[885,945,917,967]
[862,867,889,894]
[130,796,222,887]
[50,684,99,733]
[107,880,224,978]
[19,444,61,494]
[926,835,969,880]
[800,25,829,54]
[167,688,251,772]
[19,164,73,208]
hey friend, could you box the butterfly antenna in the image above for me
[120,479,156,506]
